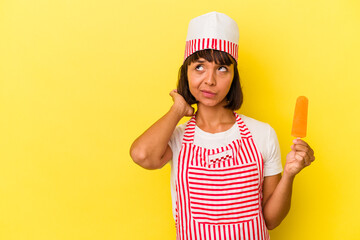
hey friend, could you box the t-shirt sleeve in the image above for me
[168,124,186,164]
[263,125,283,176]
[168,125,184,153]
[168,124,186,220]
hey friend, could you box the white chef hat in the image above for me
[184,12,239,62]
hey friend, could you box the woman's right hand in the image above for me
[169,89,194,117]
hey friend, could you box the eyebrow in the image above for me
[195,60,206,63]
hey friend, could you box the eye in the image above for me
[195,65,204,71]
[218,66,228,72]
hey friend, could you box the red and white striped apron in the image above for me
[175,112,270,240]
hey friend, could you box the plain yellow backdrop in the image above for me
[1,0,360,239]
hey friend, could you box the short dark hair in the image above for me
[177,49,243,111]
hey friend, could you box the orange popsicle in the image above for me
[291,96,308,138]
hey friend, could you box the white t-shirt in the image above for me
[166,114,283,220]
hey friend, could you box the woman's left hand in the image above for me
[284,139,315,177]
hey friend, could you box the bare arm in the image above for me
[262,139,315,230]
[262,173,293,230]
[130,90,194,170]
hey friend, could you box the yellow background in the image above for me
[1,0,359,239]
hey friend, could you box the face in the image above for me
[187,58,234,107]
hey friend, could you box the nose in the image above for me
[204,70,216,86]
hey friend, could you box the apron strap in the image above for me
[181,114,197,144]
[234,112,253,139]
[181,111,251,144]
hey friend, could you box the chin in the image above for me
[198,100,224,107]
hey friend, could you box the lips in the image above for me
[201,90,216,98]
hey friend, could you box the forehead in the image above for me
[195,58,208,62]
[190,58,233,67]
[192,58,219,64]
[187,50,235,66]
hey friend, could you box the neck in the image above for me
[195,102,236,132]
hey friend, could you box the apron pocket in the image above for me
[188,162,260,225]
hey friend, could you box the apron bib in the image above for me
[175,112,270,240]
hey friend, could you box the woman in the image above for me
[130,12,315,240]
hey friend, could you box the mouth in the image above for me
[201,90,216,98]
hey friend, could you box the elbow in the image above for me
[264,218,282,230]
[130,145,159,170]
[266,223,278,231]
[263,203,290,230]
[130,146,145,165]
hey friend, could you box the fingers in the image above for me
[292,139,314,156]
[186,106,195,116]
[169,89,178,97]
[292,138,309,147]
[291,143,314,157]
[291,139,315,167]
[294,151,311,166]
[169,89,182,102]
